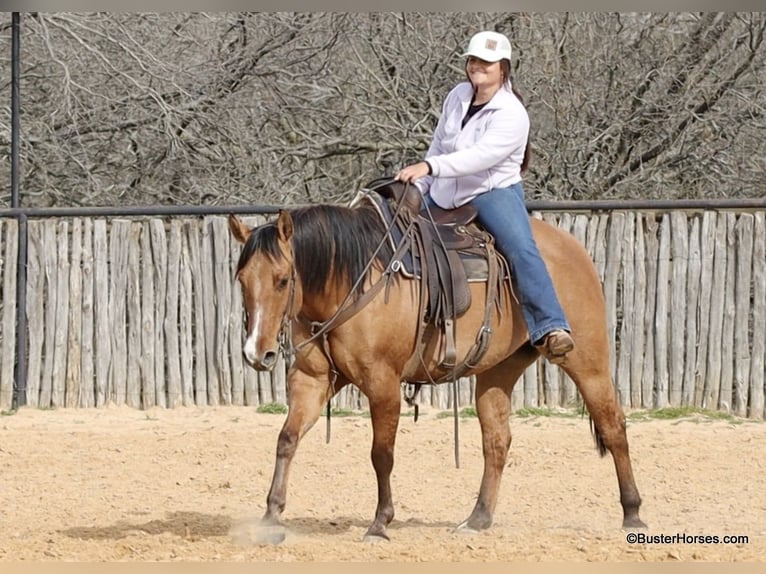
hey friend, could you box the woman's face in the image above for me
[466,56,504,93]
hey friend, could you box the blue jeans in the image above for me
[425,183,570,345]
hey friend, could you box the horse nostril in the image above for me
[262,351,277,369]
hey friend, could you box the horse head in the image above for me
[228,211,301,371]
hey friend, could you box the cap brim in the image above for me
[460,50,505,62]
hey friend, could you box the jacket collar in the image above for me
[455,81,517,111]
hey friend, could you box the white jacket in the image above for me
[416,81,529,209]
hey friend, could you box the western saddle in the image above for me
[354,177,510,387]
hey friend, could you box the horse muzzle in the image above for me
[243,349,278,371]
[242,334,280,371]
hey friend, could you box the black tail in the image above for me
[589,416,609,458]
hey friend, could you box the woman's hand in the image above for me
[395,161,430,183]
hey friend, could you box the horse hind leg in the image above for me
[457,345,537,533]
[362,375,403,543]
[562,357,646,529]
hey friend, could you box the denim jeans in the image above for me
[424,183,570,345]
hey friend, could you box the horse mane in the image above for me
[235,203,393,298]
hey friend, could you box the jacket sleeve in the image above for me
[414,91,454,194]
[414,138,440,194]
[427,105,529,178]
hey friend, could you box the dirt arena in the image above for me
[0,405,764,562]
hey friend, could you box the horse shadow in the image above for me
[60,511,458,541]
[280,515,458,537]
[60,510,231,541]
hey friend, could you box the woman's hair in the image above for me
[464,58,531,174]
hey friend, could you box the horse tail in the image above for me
[589,416,609,458]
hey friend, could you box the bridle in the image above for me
[269,188,413,391]
[276,266,299,368]
[238,196,408,443]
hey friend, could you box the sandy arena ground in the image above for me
[0,405,764,562]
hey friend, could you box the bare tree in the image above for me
[0,12,764,207]
[520,12,766,200]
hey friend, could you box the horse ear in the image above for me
[228,214,250,244]
[276,210,294,243]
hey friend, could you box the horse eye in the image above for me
[276,277,289,290]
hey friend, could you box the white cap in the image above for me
[461,31,512,62]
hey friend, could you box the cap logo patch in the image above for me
[485,39,497,51]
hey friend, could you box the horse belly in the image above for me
[402,281,525,381]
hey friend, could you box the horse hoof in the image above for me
[453,520,481,535]
[623,517,648,530]
[254,524,287,545]
[231,518,287,546]
[363,533,390,544]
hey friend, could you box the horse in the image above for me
[227,185,645,543]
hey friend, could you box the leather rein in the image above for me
[271,183,500,464]
[273,187,413,442]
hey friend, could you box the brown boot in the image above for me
[536,329,574,364]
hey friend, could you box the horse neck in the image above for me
[296,265,383,327]
[292,203,388,323]
[296,278,349,324]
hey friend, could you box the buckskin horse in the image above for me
[228,180,645,543]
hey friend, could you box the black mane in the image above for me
[235,203,393,297]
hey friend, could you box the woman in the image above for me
[395,30,574,364]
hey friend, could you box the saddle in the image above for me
[356,177,509,381]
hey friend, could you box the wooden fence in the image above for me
[0,209,764,418]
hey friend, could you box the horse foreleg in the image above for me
[563,360,646,529]
[457,349,533,533]
[363,385,402,542]
[262,369,345,530]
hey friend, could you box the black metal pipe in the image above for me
[11,13,26,408]
[0,203,281,219]
[10,12,20,208]
[1,196,765,221]
[12,215,27,409]
[526,197,766,212]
